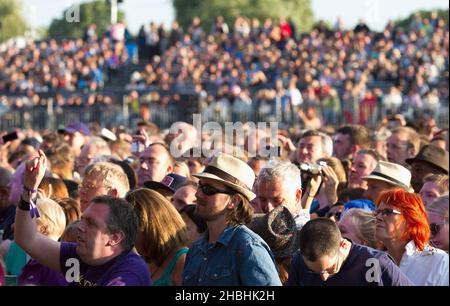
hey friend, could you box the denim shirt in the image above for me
[182,225,282,286]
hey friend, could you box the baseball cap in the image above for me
[64,122,91,136]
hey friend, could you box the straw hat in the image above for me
[193,153,256,200]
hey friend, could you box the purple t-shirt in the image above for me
[286,243,413,286]
[19,259,68,286]
[59,242,151,286]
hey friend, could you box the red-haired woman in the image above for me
[375,188,449,286]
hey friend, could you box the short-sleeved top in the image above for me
[59,242,151,286]
[153,248,189,286]
[5,241,29,276]
[182,225,282,286]
[286,243,413,286]
[19,259,68,286]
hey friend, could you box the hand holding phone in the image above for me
[1,131,18,144]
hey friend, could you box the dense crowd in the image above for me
[1,13,448,128]
[0,13,449,287]
[0,115,449,286]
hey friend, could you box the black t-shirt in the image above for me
[286,243,413,286]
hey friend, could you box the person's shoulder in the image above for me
[119,250,148,267]
[350,243,393,262]
[236,225,266,244]
[422,246,449,264]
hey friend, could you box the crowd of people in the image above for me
[1,13,448,129]
[0,13,449,287]
[0,115,448,286]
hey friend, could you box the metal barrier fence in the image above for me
[1,85,449,132]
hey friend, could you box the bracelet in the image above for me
[18,198,31,211]
[19,195,40,218]
[23,185,38,195]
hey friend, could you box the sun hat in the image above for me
[362,161,414,192]
[249,206,299,258]
[193,152,256,200]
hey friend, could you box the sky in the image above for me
[21,0,449,35]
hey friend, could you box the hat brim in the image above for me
[405,157,448,174]
[193,172,256,201]
[361,175,414,192]
[248,213,299,258]
[64,128,77,134]
[143,181,175,194]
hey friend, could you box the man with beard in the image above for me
[182,153,281,285]
[405,145,449,192]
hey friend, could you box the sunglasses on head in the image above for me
[198,182,234,196]
[374,208,401,217]
[430,222,447,236]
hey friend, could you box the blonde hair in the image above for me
[423,174,449,194]
[392,127,420,155]
[125,189,188,265]
[84,162,130,197]
[345,208,377,249]
[173,160,192,179]
[36,198,67,241]
[427,194,449,223]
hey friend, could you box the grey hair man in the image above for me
[76,137,112,176]
[79,162,130,212]
[255,159,309,229]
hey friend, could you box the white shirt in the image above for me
[294,209,310,230]
[399,240,449,286]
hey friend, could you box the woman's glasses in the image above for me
[374,208,401,217]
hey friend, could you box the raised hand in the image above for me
[23,149,47,191]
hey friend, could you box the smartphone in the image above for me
[131,141,145,154]
[2,131,18,143]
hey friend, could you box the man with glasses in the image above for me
[182,153,281,285]
[79,162,130,212]
[386,127,420,167]
[286,218,412,285]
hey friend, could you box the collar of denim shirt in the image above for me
[197,225,240,253]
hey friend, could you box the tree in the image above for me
[394,8,448,29]
[172,0,314,34]
[0,0,28,42]
[47,0,125,40]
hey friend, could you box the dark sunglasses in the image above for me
[198,182,234,196]
[430,222,447,236]
[326,211,342,221]
[374,208,401,217]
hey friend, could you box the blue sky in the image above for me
[22,0,449,34]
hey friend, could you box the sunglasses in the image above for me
[374,208,401,217]
[326,211,342,221]
[430,222,447,236]
[198,182,234,196]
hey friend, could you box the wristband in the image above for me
[18,198,31,211]
[23,185,38,195]
[19,196,40,219]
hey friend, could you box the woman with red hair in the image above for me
[375,188,449,285]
